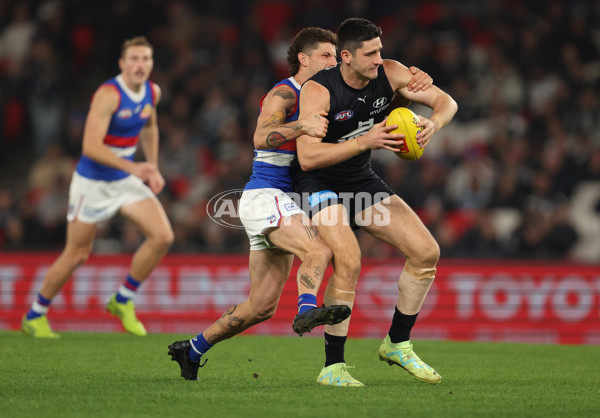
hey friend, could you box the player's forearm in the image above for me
[429,94,458,132]
[254,120,305,150]
[82,142,137,173]
[139,126,159,164]
[297,138,362,171]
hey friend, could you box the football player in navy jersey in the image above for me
[294,18,458,386]
[168,27,433,381]
[22,37,173,338]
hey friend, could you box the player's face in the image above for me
[306,42,337,77]
[351,37,383,80]
[119,46,154,87]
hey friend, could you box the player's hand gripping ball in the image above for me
[386,107,424,161]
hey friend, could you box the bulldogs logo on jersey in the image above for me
[139,103,153,119]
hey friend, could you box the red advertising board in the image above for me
[1,254,598,344]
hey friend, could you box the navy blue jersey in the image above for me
[292,63,394,185]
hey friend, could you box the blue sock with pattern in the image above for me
[189,333,212,363]
[116,275,141,303]
[26,293,52,320]
[298,293,318,314]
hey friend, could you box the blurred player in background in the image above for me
[167,27,434,381]
[293,18,457,386]
[21,36,173,338]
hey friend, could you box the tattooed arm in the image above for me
[253,85,329,150]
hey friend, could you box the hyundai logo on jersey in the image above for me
[373,97,388,108]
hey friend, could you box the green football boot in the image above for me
[316,363,365,387]
[21,315,60,339]
[106,294,147,336]
[378,335,441,383]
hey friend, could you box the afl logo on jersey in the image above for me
[117,108,133,119]
[139,103,153,119]
[334,110,354,122]
[373,97,388,108]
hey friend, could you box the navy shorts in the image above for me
[293,172,395,228]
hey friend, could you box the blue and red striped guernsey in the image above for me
[244,77,300,193]
[75,74,156,181]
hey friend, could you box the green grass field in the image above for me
[1,331,598,418]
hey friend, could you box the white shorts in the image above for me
[67,172,155,224]
[239,188,306,251]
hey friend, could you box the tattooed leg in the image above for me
[295,222,328,297]
[202,304,250,345]
[199,249,293,347]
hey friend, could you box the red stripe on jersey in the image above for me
[258,93,268,112]
[288,94,298,118]
[103,134,139,147]
[149,81,156,106]
[278,140,296,151]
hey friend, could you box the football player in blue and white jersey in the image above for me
[22,37,173,338]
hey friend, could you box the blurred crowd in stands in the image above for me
[1,0,599,262]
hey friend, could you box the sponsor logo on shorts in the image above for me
[308,190,338,207]
[283,202,299,212]
[82,206,108,218]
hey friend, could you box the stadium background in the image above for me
[0,0,598,343]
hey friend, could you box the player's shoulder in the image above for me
[310,65,338,84]
[383,59,408,70]
[88,83,121,114]
[299,79,330,110]
[93,82,121,105]
[303,79,329,93]
[271,81,296,95]
[259,81,297,113]
[268,82,297,103]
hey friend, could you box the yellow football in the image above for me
[386,107,424,161]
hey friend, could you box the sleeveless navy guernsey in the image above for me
[291,63,394,186]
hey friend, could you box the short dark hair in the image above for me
[337,18,382,55]
[286,27,337,76]
[121,36,153,58]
